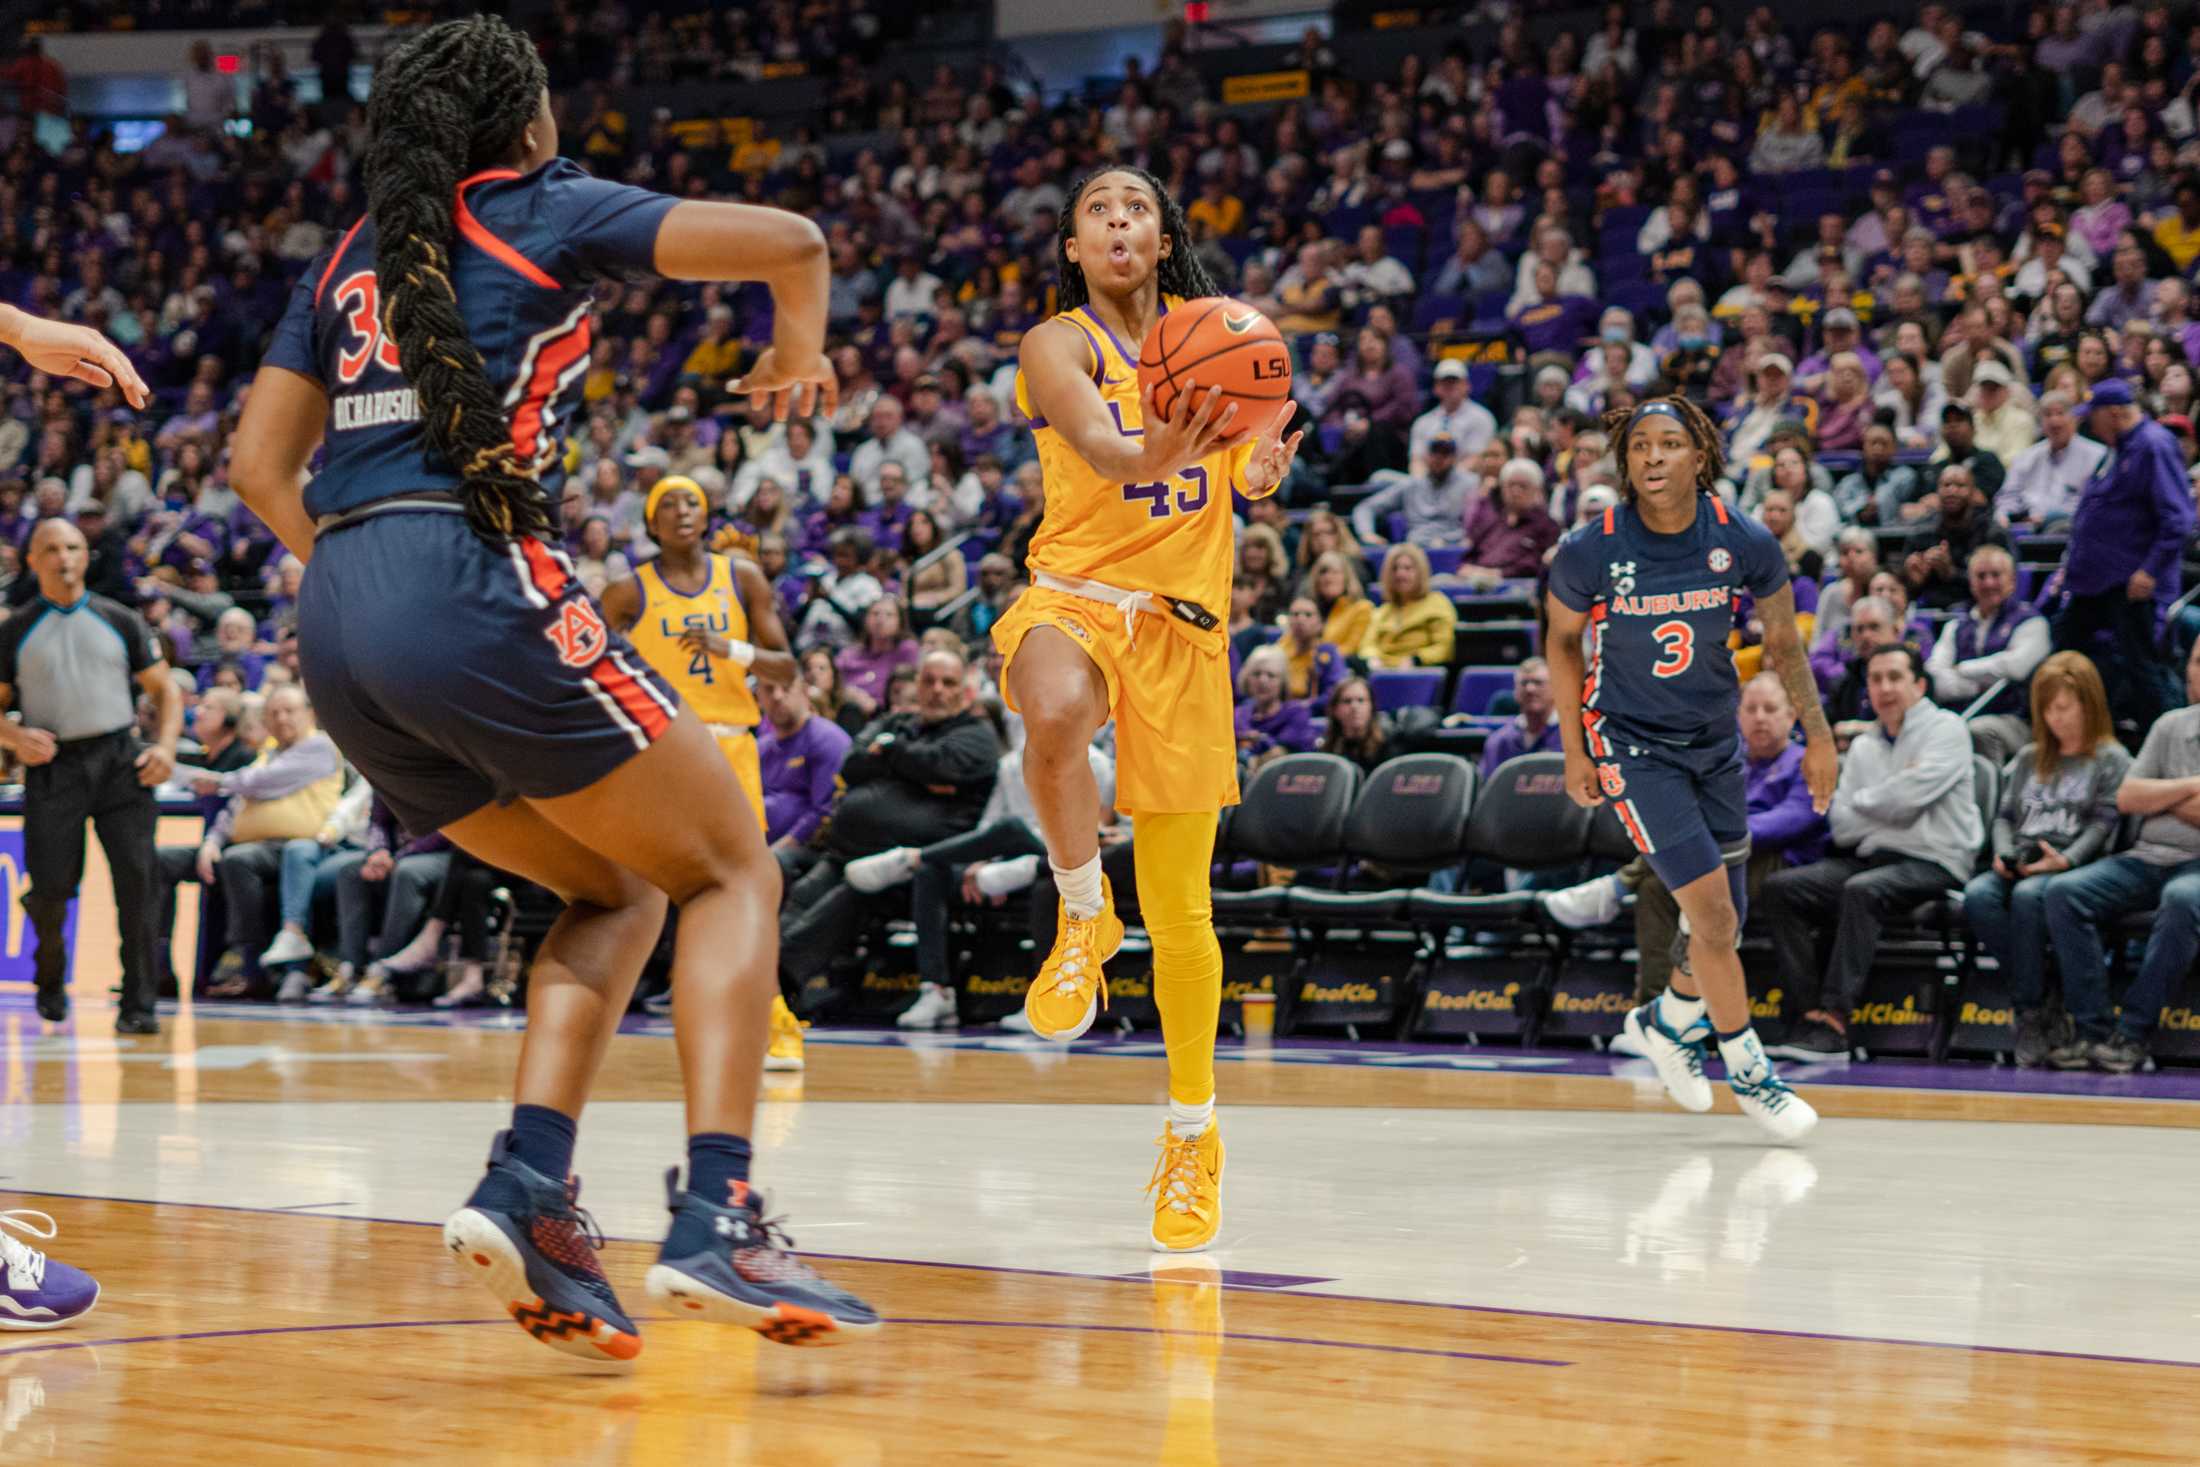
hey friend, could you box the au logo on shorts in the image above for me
[545,599,609,669]
[1708,547,1733,573]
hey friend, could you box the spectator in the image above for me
[1813,352,1877,452]
[1726,355,1815,467]
[1433,220,1511,300]
[191,685,345,1000]
[1456,458,1563,585]
[1928,545,2050,763]
[1904,462,2014,609]
[1276,595,1346,707]
[948,552,1023,646]
[1927,401,2007,503]
[1961,652,2130,1066]
[1235,645,1316,761]
[1818,594,1905,731]
[774,650,1001,1007]
[1967,361,2039,463]
[849,396,931,500]
[883,254,943,322]
[1476,658,1559,777]
[1508,260,1601,366]
[1814,528,1881,650]
[836,596,920,722]
[1332,328,1420,436]
[1834,425,1921,526]
[1873,350,1948,452]
[1762,645,1983,1056]
[1309,551,1373,655]
[1751,92,1827,174]
[796,527,885,650]
[1997,391,2107,530]
[756,673,853,851]
[801,645,866,738]
[1361,544,1456,670]
[2032,637,2200,1073]
[2054,378,2195,729]
[1319,676,1391,774]
[315,796,452,1007]
[1409,360,1498,471]
[1350,433,1473,546]
[901,509,966,615]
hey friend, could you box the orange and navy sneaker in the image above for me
[644,1170,879,1346]
[442,1132,641,1363]
[1022,876,1125,1040]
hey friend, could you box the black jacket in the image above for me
[825,707,1001,856]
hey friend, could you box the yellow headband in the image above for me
[644,474,706,527]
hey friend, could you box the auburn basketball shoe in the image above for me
[644,1170,879,1346]
[442,1132,641,1363]
[1623,999,1715,1114]
[766,995,807,1071]
[1147,1122,1224,1253]
[1023,876,1124,1040]
[0,1211,98,1330]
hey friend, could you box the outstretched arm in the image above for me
[0,306,148,405]
[1759,583,1838,813]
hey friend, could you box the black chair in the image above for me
[1210,753,1362,923]
[1870,753,1999,1058]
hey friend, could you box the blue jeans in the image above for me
[279,839,329,932]
[2042,853,2200,1040]
[1961,870,2055,1007]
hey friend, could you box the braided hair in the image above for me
[1599,395,1728,501]
[1054,166,1218,313]
[365,16,552,544]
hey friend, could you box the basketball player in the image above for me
[0,304,148,1333]
[228,17,873,1356]
[997,167,1300,1251]
[1545,397,1835,1141]
[600,473,809,1069]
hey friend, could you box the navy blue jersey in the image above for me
[263,158,677,519]
[1547,494,1789,746]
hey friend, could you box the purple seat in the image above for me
[1451,666,1515,716]
[1369,667,1445,712]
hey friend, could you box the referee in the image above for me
[0,519,181,1032]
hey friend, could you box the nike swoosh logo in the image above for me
[1222,312,1259,334]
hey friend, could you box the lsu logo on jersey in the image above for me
[545,600,609,669]
[1708,548,1733,573]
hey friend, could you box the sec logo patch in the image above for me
[1707,547,1733,573]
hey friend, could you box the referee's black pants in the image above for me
[24,729,159,1020]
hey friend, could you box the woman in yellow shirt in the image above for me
[1309,550,1372,653]
[1360,543,1456,668]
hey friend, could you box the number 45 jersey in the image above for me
[1014,300,1258,619]
[264,158,676,520]
[1546,494,1791,747]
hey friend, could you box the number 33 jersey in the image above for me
[264,158,676,520]
[1546,494,1790,746]
[1014,300,1257,618]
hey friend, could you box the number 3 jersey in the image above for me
[1013,300,1257,619]
[1546,494,1790,747]
[263,158,677,520]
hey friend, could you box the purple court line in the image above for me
[0,1315,1565,1369]
[266,1201,353,1212]
[4,1187,2195,1372]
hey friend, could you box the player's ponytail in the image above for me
[1601,395,1729,501]
[1055,166,1219,313]
[365,15,553,545]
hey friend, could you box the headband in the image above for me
[1628,400,1686,431]
[644,474,705,527]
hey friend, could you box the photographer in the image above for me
[1959,653,2129,1068]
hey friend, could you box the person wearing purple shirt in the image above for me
[1329,328,1421,433]
[1478,658,1561,778]
[1458,459,1564,582]
[1233,646,1316,758]
[859,460,917,555]
[2055,379,2198,728]
[756,676,854,848]
[835,597,920,720]
[1509,280,1601,358]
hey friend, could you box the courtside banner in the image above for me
[1221,70,1310,105]
[0,825,73,985]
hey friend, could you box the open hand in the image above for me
[7,314,149,407]
[1241,429,1305,500]
[1563,750,1604,809]
[731,347,836,422]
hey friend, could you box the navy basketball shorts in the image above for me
[298,506,681,837]
[1584,717,1749,892]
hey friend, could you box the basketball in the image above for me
[1137,297,1293,440]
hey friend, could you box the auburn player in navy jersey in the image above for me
[229,17,874,1359]
[1545,396,1836,1142]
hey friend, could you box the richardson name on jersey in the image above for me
[333,387,421,432]
[1608,586,1732,617]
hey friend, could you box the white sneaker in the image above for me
[897,982,960,1030]
[1730,1069,1819,1144]
[998,1006,1035,1034]
[1622,1001,1713,1113]
[275,969,313,1004]
[843,847,918,893]
[259,929,314,968]
[1539,874,1624,929]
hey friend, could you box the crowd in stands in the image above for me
[10,0,2200,1061]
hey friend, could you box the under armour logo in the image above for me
[1610,560,1638,596]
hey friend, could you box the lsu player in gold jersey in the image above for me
[995,167,1301,1251]
[603,475,809,1069]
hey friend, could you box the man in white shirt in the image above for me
[1996,392,2106,529]
[1405,360,1497,474]
[883,256,943,322]
[848,396,932,500]
[1340,225,1415,310]
[1967,361,2039,464]
[1927,544,2049,763]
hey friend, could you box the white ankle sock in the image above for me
[1718,1027,1772,1086]
[1656,988,1707,1035]
[1053,853,1103,920]
[1168,1098,1214,1138]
